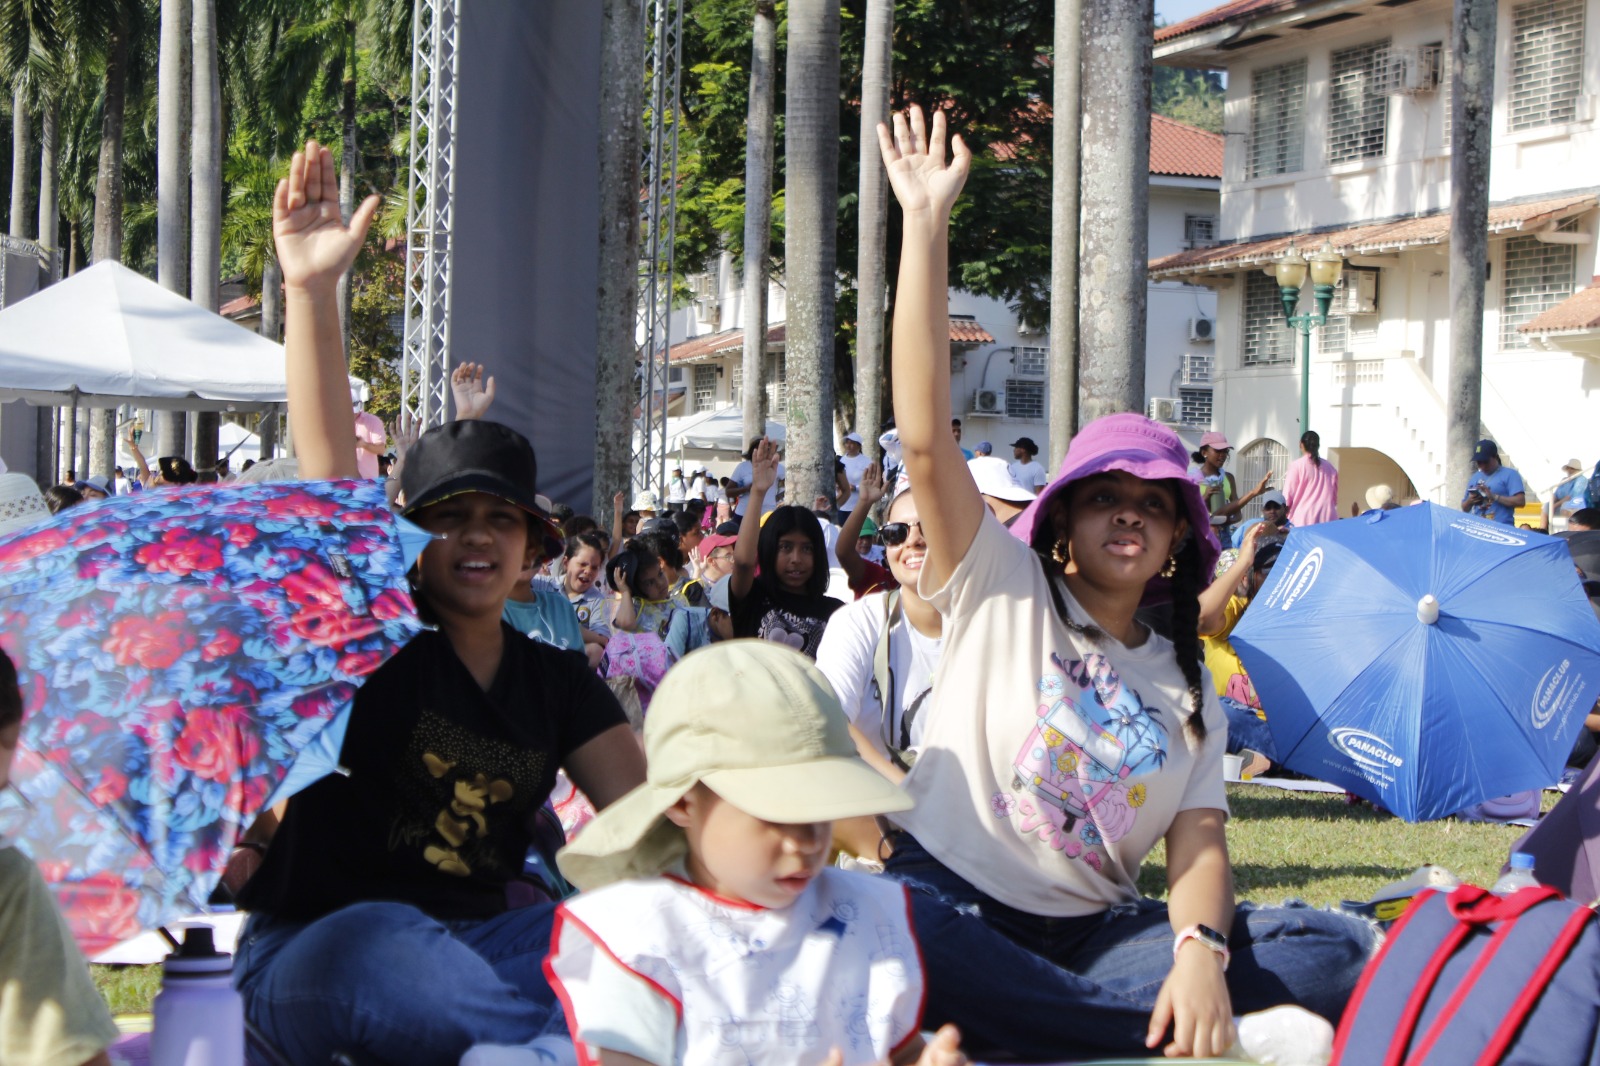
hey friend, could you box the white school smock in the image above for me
[545,866,924,1066]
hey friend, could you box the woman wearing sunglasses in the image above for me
[816,486,944,817]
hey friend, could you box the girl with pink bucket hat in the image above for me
[874,104,1375,1062]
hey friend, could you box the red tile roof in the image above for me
[668,324,786,363]
[668,318,994,361]
[950,316,997,344]
[1521,279,1600,334]
[1149,193,1598,278]
[1150,115,1224,179]
[1155,0,1304,44]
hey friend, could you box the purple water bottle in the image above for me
[151,926,245,1066]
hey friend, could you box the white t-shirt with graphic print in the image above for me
[899,513,1228,918]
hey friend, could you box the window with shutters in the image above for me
[1242,271,1295,366]
[1509,0,1585,131]
[1184,215,1219,249]
[1179,388,1214,427]
[1249,59,1308,179]
[1005,379,1046,422]
[730,364,743,404]
[1328,40,1391,164]
[1320,310,1349,355]
[1015,346,1047,377]
[692,365,717,413]
[765,352,787,413]
[1500,231,1576,348]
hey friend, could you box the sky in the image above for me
[1155,0,1225,28]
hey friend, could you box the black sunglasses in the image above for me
[878,520,924,547]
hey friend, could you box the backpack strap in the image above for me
[1473,904,1596,1066]
[1332,890,1462,1066]
[870,589,914,770]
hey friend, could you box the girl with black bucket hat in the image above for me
[231,139,645,1066]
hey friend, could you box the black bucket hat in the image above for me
[399,420,563,558]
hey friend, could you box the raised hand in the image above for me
[450,362,497,421]
[858,462,886,507]
[876,105,971,221]
[750,438,781,495]
[274,140,381,293]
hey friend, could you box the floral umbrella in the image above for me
[0,480,428,953]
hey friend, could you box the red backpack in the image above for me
[1331,884,1600,1066]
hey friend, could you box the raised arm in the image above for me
[274,140,380,480]
[123,431,151,484]
[450,362,497,421]
[1198,521,1266,635]
[730,439,779,601]
[834,461,885,589]
[880,107,980,589]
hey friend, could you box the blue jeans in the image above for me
[886,835,1377,1061]
[1221,695,1279,762]
[235,903,566,1066]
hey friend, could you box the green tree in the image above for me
[1152,64,1224,134]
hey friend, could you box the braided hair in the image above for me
[1029,479,1209,744]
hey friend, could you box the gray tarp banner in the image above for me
[450,2,601,514]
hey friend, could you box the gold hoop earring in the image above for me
[1159,553,1178,579]
[1052,540,1070,565]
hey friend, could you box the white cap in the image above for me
[967,457,1036,504]
[843,431,864,445]
[0,473,49,536]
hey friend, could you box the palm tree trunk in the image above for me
[740,1,777,449]
[1048,0,1082,462]
[36,100,57,250]
[1077,0,1150,421]
[336,27,357,362]
[190,0,222,479]
[259,251,284,459]
[782,0,842,508]
[9,86,32,238]
[853,0,891,460]
[157,0,191,458]
[593,0,645,515]
[1445,0,1496,503]
[91,6,128,265]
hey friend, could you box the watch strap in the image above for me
[1172,923,1231,971]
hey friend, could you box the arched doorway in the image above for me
[1327,446,1417,518]
[1235,438,1290,524]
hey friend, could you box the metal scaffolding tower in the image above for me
[401,0,461,431]
[634,0,685,499]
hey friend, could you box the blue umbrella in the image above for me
[1231,503,1600,822]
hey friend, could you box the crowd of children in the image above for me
[0,113,1384,1066]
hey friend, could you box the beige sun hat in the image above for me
[0,473,49,538]
[557,640,911,891]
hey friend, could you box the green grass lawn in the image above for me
[94,783,1547,1016]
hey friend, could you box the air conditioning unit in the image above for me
[1188,316,1216,343]
[1148,397,1182,424]
[1378,45,1442,96]
[1340,268,1379,315]
[970,388,1006,417]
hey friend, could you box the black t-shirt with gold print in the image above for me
[238,625,625,922]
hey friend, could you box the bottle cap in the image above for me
[164,926,233,976]
[1510,851,1535,870]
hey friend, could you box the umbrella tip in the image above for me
[1417,595,1440,625]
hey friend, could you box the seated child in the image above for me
[0,648,120,1066]
[546,641,964,1066]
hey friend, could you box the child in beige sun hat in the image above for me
[546,640,964,1066]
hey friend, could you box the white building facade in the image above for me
[1153,0,1598,517]
[661,116,1224,468]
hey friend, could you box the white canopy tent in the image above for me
[665,406,785,453]
[0,261,289,411]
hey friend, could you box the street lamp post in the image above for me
[1271,241,1346,433]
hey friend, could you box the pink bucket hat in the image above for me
[1009,413,1220,605]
